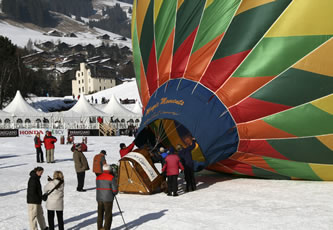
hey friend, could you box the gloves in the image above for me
[47,176,53,181]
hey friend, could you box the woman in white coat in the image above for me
[44,171,64,230]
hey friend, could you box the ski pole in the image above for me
[115,195,128,230]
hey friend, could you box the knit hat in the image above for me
[103,164,111,171]
[75,143,81,150]
[101,150,107,155]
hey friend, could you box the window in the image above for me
[82,87,84,92]
[43,119,49,123]
[36,119,41,123]
[4,119,10,123]
[100,86,101,91]
[79,88,81,93]
[135,119,140,123]
[82,79,84,83]
[17,119,23,124]
[25,119,31,123]
[0,119,2,124]
[121,119,125,123]
[78,80,80,84]
[82,72,84,75]
[78,73,80,77]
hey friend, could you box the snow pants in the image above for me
[28,204,47,230]
[46,149,54,163]
[36,147,44,163]
[184,166,196,192]
[97,201,114,230]
[76,171,85,191]
[167,175,179,195]
[47,210,64,230]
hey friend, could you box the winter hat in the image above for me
[159,147,165,153]
[75,143,81,150]
[101,150,107,155]
[120,143,126,149]
[103,164,111,171]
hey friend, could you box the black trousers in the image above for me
[184,165,196,191]
[47,210,64,230]
[167,175,178,195]
[36,147,44,162]
[97,201,113,230]
[76,171,85,191]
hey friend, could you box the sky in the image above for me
[1,135,333,230]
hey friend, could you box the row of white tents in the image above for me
[0,91,142,130]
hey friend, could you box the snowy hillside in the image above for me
[0,19,131,49]
[0,0,132,49]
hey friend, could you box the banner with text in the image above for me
[0,129,19,137]
[68,129,99,136]
[125,152,158,182]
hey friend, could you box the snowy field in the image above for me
[1,136,333,230]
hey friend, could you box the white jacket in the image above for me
[44,179,64,211]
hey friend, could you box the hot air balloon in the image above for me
[132,0,333,180]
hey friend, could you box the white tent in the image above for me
[65,94,107,117]
[0,110,12,128]
[0,110,12,118]
[102,94,141,120]
[132,100,143,115]
[3,91,47,117]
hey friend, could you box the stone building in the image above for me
[72,63,116,97]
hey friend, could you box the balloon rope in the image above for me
[158,121,182,146]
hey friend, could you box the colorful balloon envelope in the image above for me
[132,0,333,180]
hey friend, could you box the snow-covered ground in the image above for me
[1,136,333,230]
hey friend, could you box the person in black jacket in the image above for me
[27,167,48,230]
[178,138,197,192]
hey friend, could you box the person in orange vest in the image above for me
[93,150,107,176]
[119,141,135,158]
[96,164,118,230]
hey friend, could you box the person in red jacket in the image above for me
[34,133,44,163]
[119,141,135,158]
[44,131,57,163]
[162,148,184,197]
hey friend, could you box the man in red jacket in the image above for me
[44,131,57,163]
[119,141,135,158]
[34,133,44,163]
[162,148,184,197]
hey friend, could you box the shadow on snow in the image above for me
[113,209,168,230]
[0,188,26,197]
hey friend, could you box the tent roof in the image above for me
[102,94,141,119]
[0,109,12,118]
[68,94,107,117]
[132,100,143,115]
[3,91,46,117]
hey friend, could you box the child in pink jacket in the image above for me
[162,148,184,196]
